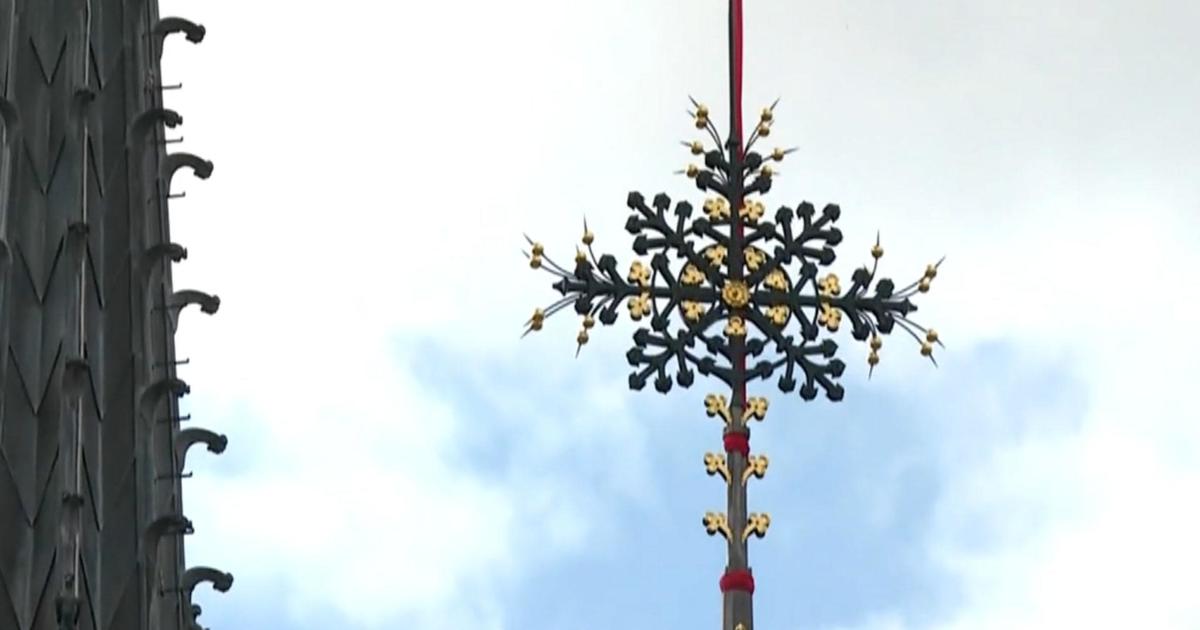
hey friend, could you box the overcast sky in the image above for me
[158,1,1198,629]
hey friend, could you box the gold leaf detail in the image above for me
[628,292,652,320]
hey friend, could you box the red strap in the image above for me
[723,432,750,456]
[720,569,756,594]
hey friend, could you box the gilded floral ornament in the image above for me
[765,304,789,326]
[739,199,765,223]
[682,300,706,322]
[704,452,730,483]
[703,512,732,541]
[628,260,651,288]
[704,197,731,220]
[680,264,706,286]
[704,393,733,425]
[724,315,746,338]
[744,247,766,271]
[721,280,751,309]
[743,513,771,541]
[764,269,788,291]
[741,396,769,422]
[819,273,841,297]
[628,292,652,320]
[742,454,769,485]
[818,302,842,332]
[704,245,728,268]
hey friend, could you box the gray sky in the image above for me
[160,1,1199,628]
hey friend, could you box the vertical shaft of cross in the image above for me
[722,2,754,629]
[721,405,753,630]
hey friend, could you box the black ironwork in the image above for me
[522,2,943,629]
[527,191,943,400]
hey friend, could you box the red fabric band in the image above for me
[720,569,755,594]
[723,432,750,456]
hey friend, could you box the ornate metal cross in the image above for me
[522,2,943,628]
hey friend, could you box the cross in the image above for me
[522,2,944,628]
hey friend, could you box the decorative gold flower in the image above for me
[765,305,789,326]
[680,264,706,286]
[703,452,729,482]
[704,393,731,422]
[764,269,788,291]
[819,273,841,296]
[703,197,731,220]
[721,280,750,309]
[743,513,771,541]
[817,302,841,332]
[744,247,766,271]
[743,396,769,421]
[704,245,728,267]
[703,512,731,540]
[724,315,747,338]
[682,300,705,322]
[739,200,765,223]
[628,292,652,320]
[627,260,651,288]
[742,454,769,485]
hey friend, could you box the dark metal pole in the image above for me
[722,2,754,629]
